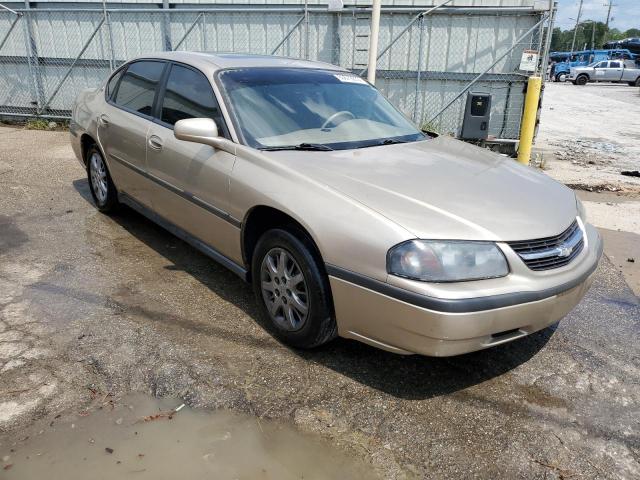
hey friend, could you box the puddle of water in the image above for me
[0,394,375,479]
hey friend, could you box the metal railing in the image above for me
[0,3,550,139]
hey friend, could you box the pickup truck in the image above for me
[568,60,640,86]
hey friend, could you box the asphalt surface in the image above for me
[0,126,639,479]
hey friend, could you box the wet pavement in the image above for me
[0,393,374,479]
[0,126,639,478]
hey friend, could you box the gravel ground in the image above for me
[0,126,639,479]
[536,82,640,295]
[537,82,640,194]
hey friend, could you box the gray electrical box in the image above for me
[460,92,491,140]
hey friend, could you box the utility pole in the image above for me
[603,1,616,44]
[591,20,596,50]
[570,0,583,54]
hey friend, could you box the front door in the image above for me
[98,60,167,207]
[145,62,240,261]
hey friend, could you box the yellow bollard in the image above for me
[517,76,542,165]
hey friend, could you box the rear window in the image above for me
[114,61,165,116]
[609,61,621,68]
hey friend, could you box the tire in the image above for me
[252,228,337,349]
[634,77,640,87]
[554,72,566,82]
[575,75,588,86]
[86,145,119,213]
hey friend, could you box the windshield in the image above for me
[218,68,425,150]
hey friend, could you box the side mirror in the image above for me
[174,118,235,153]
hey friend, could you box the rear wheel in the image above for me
[87,145,118,213]
[634,77,640,87]
[575,75,588,86]
[252,228,337,349]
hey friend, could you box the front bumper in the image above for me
[329,224,603,357]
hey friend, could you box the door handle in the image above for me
[148,135,164,151]
[98,114,109,126]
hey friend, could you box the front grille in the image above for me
[508,220,584,271]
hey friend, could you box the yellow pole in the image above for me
[517,76,542,165]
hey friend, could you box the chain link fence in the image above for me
[0,4,548,140]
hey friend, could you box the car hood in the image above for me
[264,136,577,242]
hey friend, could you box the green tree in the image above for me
[550,22,639,52]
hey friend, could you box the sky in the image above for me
[556,0,640,32]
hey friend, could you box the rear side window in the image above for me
[114,61,165,116]
[160,64,222,127]
[106,69,123,100]
[609,61,621,68]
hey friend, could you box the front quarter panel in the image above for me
[228,146,414,281]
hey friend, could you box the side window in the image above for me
[106,69,123,100]
[114,61,165,116]
[609,61,621,68]
[596,61,607,68]
[160,64,223,128]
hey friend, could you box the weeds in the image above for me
[22,118,69,131]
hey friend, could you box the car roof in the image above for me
[134,51,347,75]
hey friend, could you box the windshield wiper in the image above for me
[379,138,408,146]
[261,143,333,151]
[354,138,410,149]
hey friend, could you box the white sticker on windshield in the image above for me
[334,74,367,85]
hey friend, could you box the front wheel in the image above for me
[252,229,337,349]
[633,78,640,87]
[554,72,566,82]
[87,145,119,213]
[575,75,588,86]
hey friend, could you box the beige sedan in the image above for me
[70,52,602,356]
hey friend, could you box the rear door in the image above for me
[604,61,624,81]
[145,62,240,261]
[98,60,167,206]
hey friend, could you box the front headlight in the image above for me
[387,240,509,282]
[576,196,587,222]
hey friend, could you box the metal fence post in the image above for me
[162,0,171,51]
[102,0,115,70]
[413,15,425,123]
[331,11,341,66]
[539,0,557,80]
[22,3,45,112]
[201,12,206,51]
[304,0,309,59]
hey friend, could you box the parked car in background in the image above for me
[568,60,640,86]
[70,52,602,357]
[551,48,638,82]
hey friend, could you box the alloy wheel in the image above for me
[89,152,108,204]
[260,247,309,331]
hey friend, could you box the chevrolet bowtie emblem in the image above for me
[557,244,573,258]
